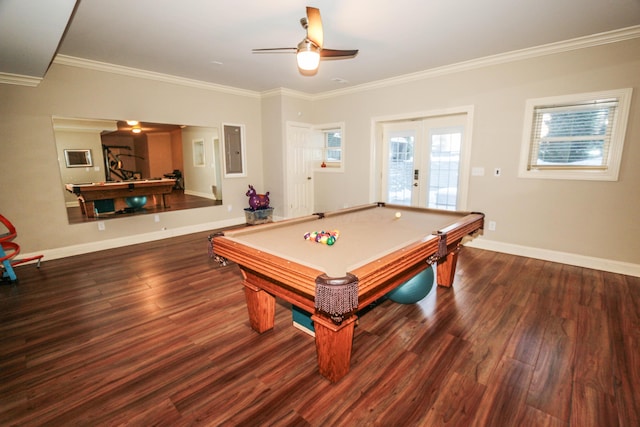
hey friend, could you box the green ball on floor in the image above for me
[386,265,435,304]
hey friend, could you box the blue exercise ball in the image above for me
[125,196,147,209]
[387,266,435,304]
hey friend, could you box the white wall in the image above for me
[296,38,640,269]
[1,36,638,275]
[259,91,315,217]
[181,126,221,198]
[0,63,262,256]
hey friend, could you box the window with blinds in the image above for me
[313,122,345,172]
[324,129,342,165]
[519,88,632,181]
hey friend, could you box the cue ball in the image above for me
[395,212,402,218]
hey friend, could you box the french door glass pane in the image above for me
[387,135,414,205]
[428,130,461,210]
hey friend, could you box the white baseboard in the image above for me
[184,189,218,200]
[292,322,316,337]
[19,217,245,263]
[466,238,640,278]
[18,227,640,278]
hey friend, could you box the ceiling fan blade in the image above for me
[306,6,323,48]
[320,48,359,59]
[252,48,297,54]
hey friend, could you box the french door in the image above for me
[382,115,466,210]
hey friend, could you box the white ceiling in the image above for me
[0,0,77,80]
[2,0,640,93]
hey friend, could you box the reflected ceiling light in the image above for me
[296,40,320,71]
[126,120,139,126]
[131,126,142,134]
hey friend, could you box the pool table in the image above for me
[65,179,176,218]
[211,203,484,382]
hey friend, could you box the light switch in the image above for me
[472,167,485,176]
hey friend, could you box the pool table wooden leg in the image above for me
[243,282,276,333]
[436,244,461,287]
[77,196,87,216]
[311,314,357,383]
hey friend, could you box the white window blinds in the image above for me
[527,100,617,171]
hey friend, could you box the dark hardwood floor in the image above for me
[1,232,638,426]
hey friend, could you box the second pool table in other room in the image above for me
[65,179,176,218]
[212,203,484,382]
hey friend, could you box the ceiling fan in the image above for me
[252,6,358,73]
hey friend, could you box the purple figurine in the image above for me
[246,185,270,210]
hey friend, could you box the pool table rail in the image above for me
[212,208,484,315]
[351,234,440,304]
[211,204,484,382]
[212,236,321,312]
[354,211,483,304]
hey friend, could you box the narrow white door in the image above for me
[285,122,318,218]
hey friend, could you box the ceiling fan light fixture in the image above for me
[296,41,320,71]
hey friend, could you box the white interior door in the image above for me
[285,122,319,218]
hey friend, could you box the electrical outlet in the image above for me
[488,221,496,231]
[154,214,160,222]
[97,221,105,231]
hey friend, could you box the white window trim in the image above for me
[518,88,632,181]
[313,122,345,173]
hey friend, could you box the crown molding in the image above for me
[0,71,42,87]
[53,55,261,98]
[50,25,640,101]
[51,116,118,132]
[260,87,314,101]
[313,25,640,100]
